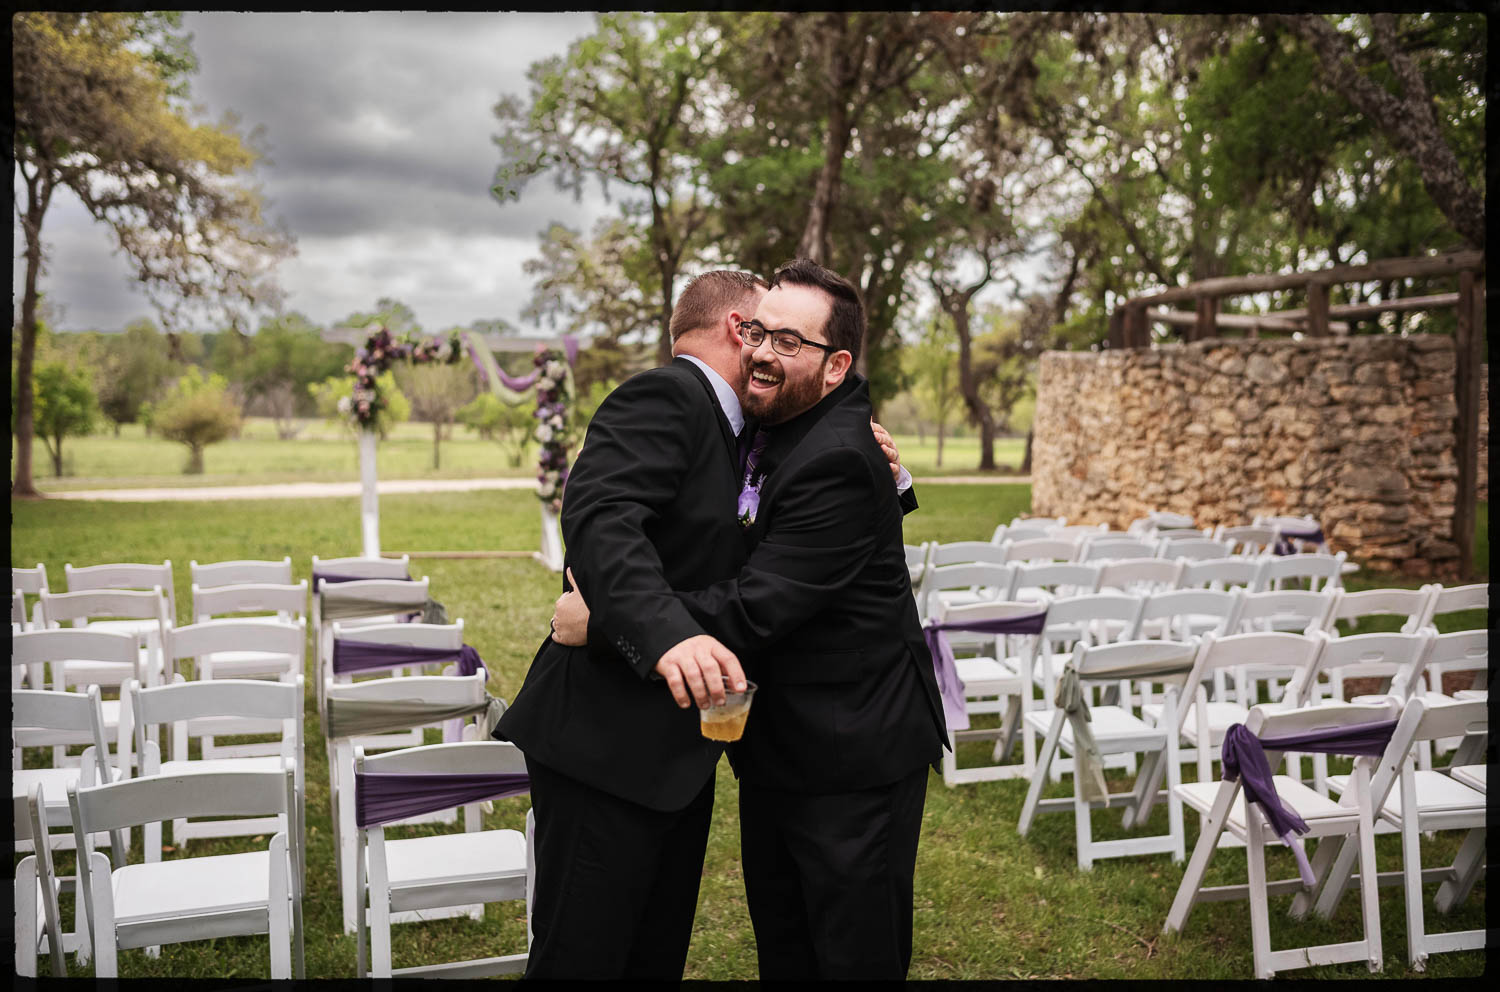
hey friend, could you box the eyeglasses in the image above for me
[738,320,838,359]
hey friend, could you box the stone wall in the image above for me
[1032,335,1466,577]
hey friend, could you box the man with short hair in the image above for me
[496,267,912,979]
[555,258,946,980]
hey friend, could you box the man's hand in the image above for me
[870,419,903,482]
[550,567,589,646]
[654,635,746,709]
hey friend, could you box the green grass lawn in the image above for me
[15,421,1026,491]
[9,486,1486,979]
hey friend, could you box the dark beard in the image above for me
[743,355,827,425]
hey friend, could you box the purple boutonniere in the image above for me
[737,479,762,527]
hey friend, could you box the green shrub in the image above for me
[153,368,241,474]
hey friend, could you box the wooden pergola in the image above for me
[1107,250,1486,578]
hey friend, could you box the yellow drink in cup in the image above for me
[699,680,757,742]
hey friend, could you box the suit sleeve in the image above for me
[900,483,918,516]
[562,372,708,679]
[672,444,885,657]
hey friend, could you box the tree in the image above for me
[153,368,241,474]
[224,313,349,438]
[904,315,961,467]
[457,392,537,467]
[32,360,99,477]
[395,361,476,470]
[95,319,177,434]
[12,12,294,497]
[494,13,718,365]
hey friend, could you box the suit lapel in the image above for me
[743,375,866,543]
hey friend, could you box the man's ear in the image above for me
[824,350,853,388]
[726,310,746,348]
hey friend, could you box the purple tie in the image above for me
[740,426,769,481]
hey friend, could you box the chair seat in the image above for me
[200,651,298,677]
[1141,701,1250,745]
[60,653,162,687]
[1453,689,1487,702]
[1027,651,1076,686]
[381,829,526,888]
[954,655,1022,688]
[1178,775,1348,829]
[84,618,161,640]
[113,849,273,922]
[1327,769,1486,819]
[13,766,82,804]
[1023,705,1165,751]
[157,755,295,777]
[1449,765,1485,793]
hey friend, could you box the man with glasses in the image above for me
[555,258,945,979]
[498,268,912,980]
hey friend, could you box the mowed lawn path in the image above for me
[11,486,1486,979]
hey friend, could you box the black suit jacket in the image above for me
[495,359,747,812]
[675,375,947,794]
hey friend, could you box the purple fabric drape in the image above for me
[1274,525,1326,556]
[923,612,1047,733]
[356,770,530,827]
[314,570,412,586]
[562,334,579,366]
[332,638,484,677]
[1221,719,1398,885]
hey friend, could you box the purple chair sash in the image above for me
[314,570,413,585]
[355,770,530,827]
[1221,719,1398,885]
[1273,525,1325,556]
[332,638,484,677]
[923,612,1047,733]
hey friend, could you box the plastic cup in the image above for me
[699,680,758,742]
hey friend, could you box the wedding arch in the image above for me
[324,323,578,571]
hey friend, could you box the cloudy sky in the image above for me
[14,12,614,335]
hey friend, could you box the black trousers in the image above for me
[738,765,929,980]
[523,756,715,980]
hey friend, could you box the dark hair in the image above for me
[669,270,768,343]
[767,258,865,362]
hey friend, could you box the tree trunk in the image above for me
[1021,428,1034,475]
[797,14,854,264]
[187,444,204,474]
[114,422,122,438]
[47,436,63,478]
[432,421,442,470]
[936,421,945,469]
[949,294,997,472]
[977,417,997,472]
[12,168,52,498]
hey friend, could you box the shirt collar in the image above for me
[680,354,744,435]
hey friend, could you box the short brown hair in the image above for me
[669,270,768,343]
[767,258,865,362]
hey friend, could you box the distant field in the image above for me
[14,419,1027,491]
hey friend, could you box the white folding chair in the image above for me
[916,562,1013,621]
[15,785,68,977]
[1005,561,1100,604]
[355,741,533,978]
[1416,581,1488,630]
[1137,587,1244,643]
[1010,515,1066,530]
[1001,536,1082,564]
[1017,639,1200,869]
[168,617,306,760]
[325,669,496,934]
[929,599,1046,786]
[1080,537,1160,562]
[1304,697,1487,970]
[1320,586,1434,694]
[129,675,305,873]
[63,559,177,630]
[1231,588,1336,703]
[1255,551,1346,593]
[69,767,303,978]
[329,619,467,751]
[1160,536,1234,561]
[1024,592,1146,703]
[928,540,1010,568]
[1178,556,1263,592]
[1213,524,1280,557]
[1098,558,1183,597]
[313,577,430,703]
[1141,631,1324,798]
[1164,698,1403,978]
[192,580,308,628]
[14,563,51,640]
[1049,523,1110,541]
[13,627,142,778]
[38,587,171,693]
[189,557,293,588]
[312,553,411,583]
[990,523,1051,545]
